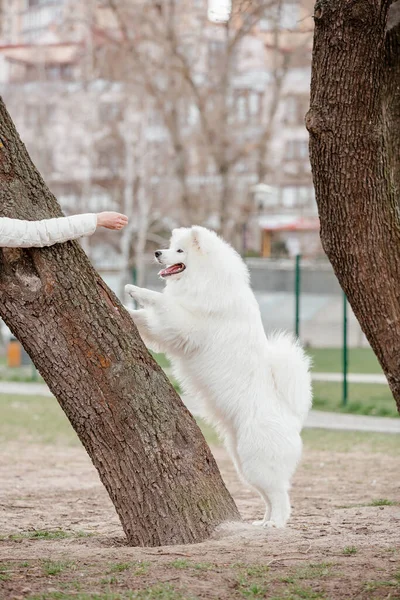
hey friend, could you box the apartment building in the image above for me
[0,0,320,270]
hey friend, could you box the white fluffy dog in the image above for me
[125,226,312,528]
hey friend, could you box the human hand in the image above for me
[96,212,128,230]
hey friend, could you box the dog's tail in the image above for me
[268,331,312,425]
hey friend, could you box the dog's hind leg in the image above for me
[235,427,301,528]
[252,487,291,528]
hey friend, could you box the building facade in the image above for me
[0,0,320,295]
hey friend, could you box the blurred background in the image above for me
[0,0,394,417]
[0,0,318,292]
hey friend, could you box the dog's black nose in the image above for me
[155,250,162,258]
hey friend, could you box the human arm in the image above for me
[0,212,128,248]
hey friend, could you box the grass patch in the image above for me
[27,584,197,600]
[302,429,400,456]
[338,499,398,509]
[343,546,357,555]
[109,562,132,573]
[237,582,269,598]
[312,381,398,417]
[2,392,398,456]
[100,576,119,585]
[108,561,149,576]
[151,352,171,370]
[0,562,11,581]
[233,563,271,599]
[270,586,325,600]
[369,498,397,506]
[0,364,43,383]
[280,563,333,584]
[2,529,89,541]
[0,394,80,445]
[295,563,333,580]
[308,347,383,375]
[363,574,400,592]
[170,559,190,569]
[42,560,74,576]
[192,562,215,571]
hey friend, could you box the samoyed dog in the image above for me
[125,226,312,528]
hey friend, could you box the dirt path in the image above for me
[0,440,399,599]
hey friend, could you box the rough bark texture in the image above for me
[0,98,240,546]
[306,0,400,413]
[385,3,400,199]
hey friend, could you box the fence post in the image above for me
[295,254,301,338]
[342,291,348,406]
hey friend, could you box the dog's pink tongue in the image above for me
[159,263,183,277]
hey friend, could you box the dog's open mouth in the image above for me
[159,263,186,278]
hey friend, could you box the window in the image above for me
[233,90,263,124]
[98,144,122,171]
[179,101,199,128]
[259,0,299,31]
[281,186,315,208]
[208,39,225,70]
[28,0,61,6]
[297,186,315,206]
[99,101,120,122]
[148,108,163,128]
[282,187,296,207]
[280,1,299,29]
[284,95,308,125]
[285,96,298,124]
[59,193,79,212]
[25,104,41,126]
[284,139,308,161]
[87,190,115,212]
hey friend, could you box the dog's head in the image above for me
[155,226,249,285]
[155,226,204,280]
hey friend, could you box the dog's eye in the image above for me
[176,249,184,253]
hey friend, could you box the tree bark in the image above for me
[385,5,400,200]
[0,98,240,545]
[306,0,400,413]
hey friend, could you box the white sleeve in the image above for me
[0,214,98,248]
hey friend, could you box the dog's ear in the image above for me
[191,226,202,251]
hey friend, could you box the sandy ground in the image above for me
[0,440,399,599]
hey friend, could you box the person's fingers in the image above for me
[97,212,128,229]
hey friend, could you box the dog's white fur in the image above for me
[125,226,312,528]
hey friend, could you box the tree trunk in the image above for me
[306,0,400,413]
[385,6,400,200]
[0,98,240,545]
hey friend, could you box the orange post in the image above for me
[7,339,21,367]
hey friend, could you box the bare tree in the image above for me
[107,0,309,241]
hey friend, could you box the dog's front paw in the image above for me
[125,284,139,298]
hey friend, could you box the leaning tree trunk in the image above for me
[0,98,240,546]
[306,0,400,413]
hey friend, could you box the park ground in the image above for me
[0,391,399,600]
